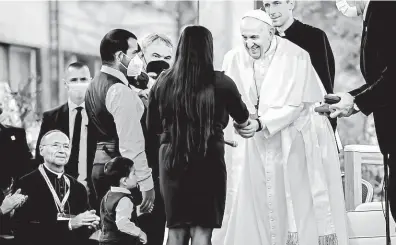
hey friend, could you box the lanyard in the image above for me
[38,164,70,214]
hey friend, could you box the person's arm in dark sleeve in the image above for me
[353,2,396,115]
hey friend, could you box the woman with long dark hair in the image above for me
[146,25,250,245]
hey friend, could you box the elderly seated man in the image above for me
[12,130,100,245]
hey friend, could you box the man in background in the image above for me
[134,33,174,245]
[141,33,173,78]
[133,33,174,101]
[35,62,95,203]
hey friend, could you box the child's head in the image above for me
[104,157,137,190]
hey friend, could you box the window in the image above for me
[0,44,9,82]
[0,43,39,127]
[0,43,38,96]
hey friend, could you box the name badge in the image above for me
[57,213,75,221]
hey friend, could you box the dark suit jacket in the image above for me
[35,103,96,180]
[349,1,396,154]
[12,168,92,245]
[0,124,33,189]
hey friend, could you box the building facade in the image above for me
[0,0,197,113]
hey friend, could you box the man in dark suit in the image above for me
[263,0,337,131]
[13,130,99,245]
[36,62,96,205]
[330,0,396,220]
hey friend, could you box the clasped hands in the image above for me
[69,210,100,230]
[233,118,259,139]
[320,93,359,118]
[0,189,28,215]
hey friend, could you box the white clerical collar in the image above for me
[100,65,129,86]
[68,99,85,111]
[363,1,370,20]
[111,186,131,194]
[43,163,64,179]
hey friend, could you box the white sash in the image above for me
[38,164,71,214]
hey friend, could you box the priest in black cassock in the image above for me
[262,1,337,131]
[12,130,100,245]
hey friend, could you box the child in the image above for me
[99,157,148,245]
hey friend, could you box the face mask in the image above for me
[68,83,89,95]
[122,53,144,77]
[336,0,358,17]
[146,60,170,76]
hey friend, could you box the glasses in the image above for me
[42,143,70,150]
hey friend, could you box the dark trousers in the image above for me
[137,181,166,245]
[388,153,396,222]
[92,163,111,212]
[91,142,122,212]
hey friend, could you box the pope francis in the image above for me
[213,9,348,245]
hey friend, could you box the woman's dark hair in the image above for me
[156,25,215,173]
[104,157,134,186]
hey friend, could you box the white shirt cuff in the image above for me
[138,177,154,191]
[353,103,360,112]
[68,220,73,230]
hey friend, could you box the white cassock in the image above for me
[212,36,348,245]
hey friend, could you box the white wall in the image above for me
[0,1,49,48]
[199,0,254,70]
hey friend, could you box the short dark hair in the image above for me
[67,61,88,70]
[104,156,135,187]
[100,29,139,63]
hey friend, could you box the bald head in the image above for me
[240,16,275,59]
[40,130,70,168]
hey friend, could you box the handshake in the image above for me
[233,118,261,139]
[315,93,359,118]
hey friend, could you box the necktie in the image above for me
[68,107,83,178]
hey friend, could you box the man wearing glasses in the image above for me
[13,130,100,245]
[35,62,95,203]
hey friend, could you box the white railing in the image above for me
[344,144,383,211]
